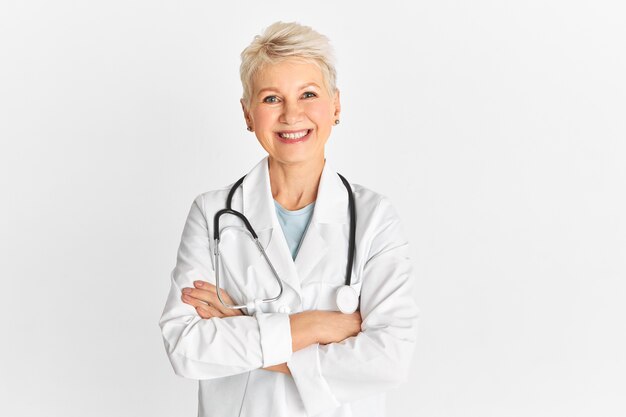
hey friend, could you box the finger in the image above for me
[196,303,225,319]
[184,287,215,304]
[181,292,209,309]
[183,289,243,317]
[184,287,242,317]
[186,287,233,315]
[196,306,213,319]
[210,296,244,317]
[184,286,230,312]
[194,281,238,305]
[182,292,228,319]
[193,280,217,293]
[192,282,241,316]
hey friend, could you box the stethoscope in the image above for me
[213,173,359,314]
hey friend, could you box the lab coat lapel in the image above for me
[294,158,349,283]
[242,157,302,298]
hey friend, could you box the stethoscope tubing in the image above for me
[337,173,356,287]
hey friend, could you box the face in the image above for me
[241,59,341,166]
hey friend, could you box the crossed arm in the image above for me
[180,280,363,375]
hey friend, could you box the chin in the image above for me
[269,150,323,166]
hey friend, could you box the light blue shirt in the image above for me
[273,199,316,260]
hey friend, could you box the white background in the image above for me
[1,1,625,416]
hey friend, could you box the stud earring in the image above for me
[246,126,253,131]
[334,119,340,125]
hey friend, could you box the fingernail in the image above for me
[182,288,191,294]
[195,281,203,287]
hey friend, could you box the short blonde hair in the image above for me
[240,21,337,107]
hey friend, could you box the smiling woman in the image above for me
[159,21,419,417]
[242,59,340,173]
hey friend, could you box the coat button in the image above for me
[278,305,291,314]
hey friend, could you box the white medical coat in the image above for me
[159,156,419,416]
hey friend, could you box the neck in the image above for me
[268,156,325,210]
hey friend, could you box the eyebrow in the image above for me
[256,82,322,96]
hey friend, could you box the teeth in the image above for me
[279,130,309,139]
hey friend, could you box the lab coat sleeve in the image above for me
[159,195,293,379]
[287,197,419,416]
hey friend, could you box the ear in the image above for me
[333,89,341,121]
[240,98,253,130]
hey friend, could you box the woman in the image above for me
[159,21,419,417]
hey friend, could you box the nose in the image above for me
[279,99,304,125]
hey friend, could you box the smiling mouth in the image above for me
[275,129,312,143]
[277,129,311,139]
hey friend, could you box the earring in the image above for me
[247,126,253,131]
[334,119,340,125]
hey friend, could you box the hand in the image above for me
[316,311,362,345]
[264,311,362,375]
[181,280,243,319]
[288,310,362,352]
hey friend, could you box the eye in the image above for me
[263,95,280,103]
[302,91,317,99]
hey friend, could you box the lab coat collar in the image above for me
[241,157,276,233]
[241,156,349,231]
[310,157,350,225]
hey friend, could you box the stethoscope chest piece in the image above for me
[336,285,359,314]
